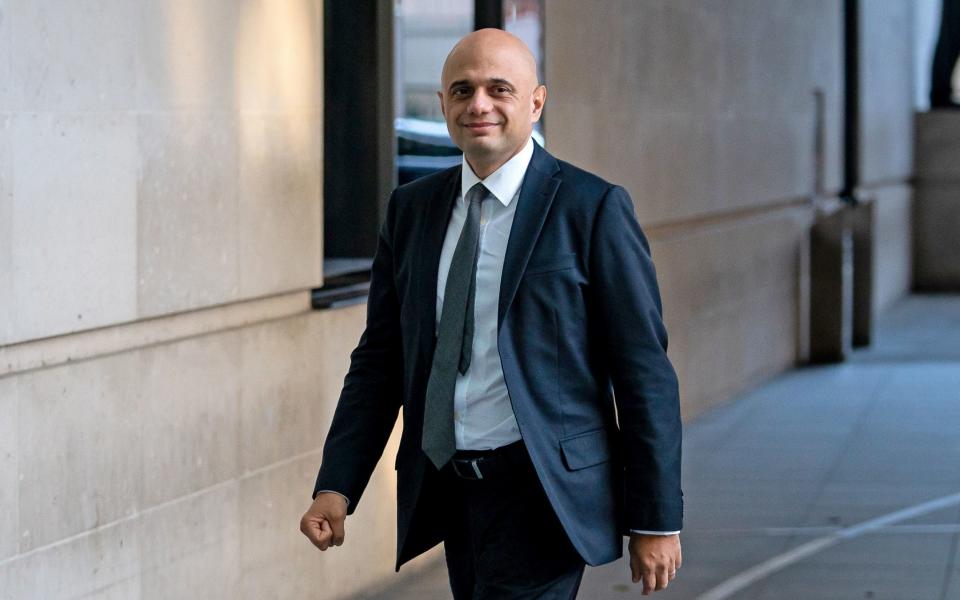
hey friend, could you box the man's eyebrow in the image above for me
[447,77,516,91]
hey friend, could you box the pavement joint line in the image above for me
[695,491,960,600]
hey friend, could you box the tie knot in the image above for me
[468,183,489,204]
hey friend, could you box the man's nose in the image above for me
[467,89,493,114]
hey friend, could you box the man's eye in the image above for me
[452,88,470,96]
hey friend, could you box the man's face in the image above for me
[438,36,545,171]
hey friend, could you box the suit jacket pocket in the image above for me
[524,252,577,277]
[559,428,611,471]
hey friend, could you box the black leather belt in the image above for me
[448,440,527,481]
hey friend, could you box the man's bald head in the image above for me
[437,28,546,179]
[441,28,539,90]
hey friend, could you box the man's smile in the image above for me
[463,121,500,133]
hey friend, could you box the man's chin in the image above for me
[462,138,504,158]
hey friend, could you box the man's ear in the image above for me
[437,91,445,118]
[531,85,547,122]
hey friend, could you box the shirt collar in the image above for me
[460,136,535,207]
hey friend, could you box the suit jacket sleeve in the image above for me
[589,185,683,532]
[312,191,404,514]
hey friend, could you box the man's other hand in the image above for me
[300,492,348,551]
[628,533,681,595]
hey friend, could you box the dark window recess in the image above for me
[317,0,395,309]
[475,0,503,29]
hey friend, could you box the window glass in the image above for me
[504,0,544,88]
[394,0,472,183]
[395,0,473,121]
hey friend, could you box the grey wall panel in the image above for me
[0,0,324,346]
[545,0,844,226]
[860,0,915,185]
[653,207,811,418]
[871,184,913,315]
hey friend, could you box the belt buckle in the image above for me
[452,457,484,480]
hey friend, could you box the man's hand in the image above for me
[300,492,348,551]
[628,533,681,595]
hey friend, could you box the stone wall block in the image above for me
[0,4,11,110]
[7,112,138,345]
[717,112,816,208]
[237,455,323,600]
[0,376,18,560]
[0,113,11,343]
[860,0,915,184]
[871,184,913,316]
[135,0,239,111]
[234,0,323,112]
[851,200,876,347]
[17,351,142,551]
[136,112,240,318]
[653,207,809,418]
[139,330,241,508]
[139,482,240,600]
[0,519,140,599]
[239,312,328,472]
[237,112,323,299]
[7,0,139,111]
[238,446,400,600]
[545,0,844,225]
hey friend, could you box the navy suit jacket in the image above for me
[314,142,683,569]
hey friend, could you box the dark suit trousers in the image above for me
[440,442,586,600]
[932,0,960,104]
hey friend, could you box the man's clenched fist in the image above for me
[300,492,348,551]
[628,533,682,595]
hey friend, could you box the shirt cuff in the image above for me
[630,529,681,536]
[314,490,351,506]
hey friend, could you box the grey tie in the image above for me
[422,182,489,469]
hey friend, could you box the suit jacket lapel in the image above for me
[414,144,562,358]
[498,143,561,330]
[417,167,461,362]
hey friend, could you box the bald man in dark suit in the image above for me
[301,29,683,598]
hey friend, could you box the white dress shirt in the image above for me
[320,136,678,535]
[435,137,533,451]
